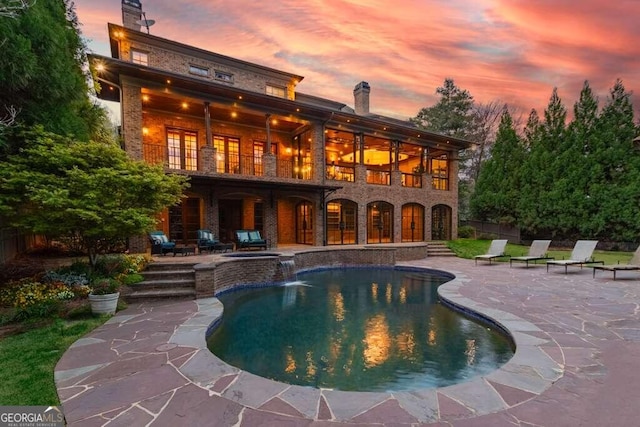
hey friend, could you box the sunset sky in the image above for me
[74,0,640,122]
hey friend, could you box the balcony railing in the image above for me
[143,143,165,165]
[277,158,313,180]
[402,173,422,188]
[326,164,355,182]
[366,169,390,185]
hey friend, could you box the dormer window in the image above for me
[189,64,209,77]
[266,84,286,98]
[131,49,148,66]
[214,70,234,83]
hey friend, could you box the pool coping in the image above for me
[168,266,562,423]
[54,256,588,425]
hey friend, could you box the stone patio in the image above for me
[55,256,640,426]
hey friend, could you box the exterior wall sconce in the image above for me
[142,127,149,136]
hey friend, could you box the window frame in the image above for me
[214,70,234,83]
[266,84,286,98]
[130,49,149,66]
[166,128,198,171]
[189,64,209,77]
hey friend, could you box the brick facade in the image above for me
[92,11,471,251]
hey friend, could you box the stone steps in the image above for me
[428,242,457,257]
[124,262,198,303]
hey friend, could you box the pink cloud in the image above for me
[74,0,640,122]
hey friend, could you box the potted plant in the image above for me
[88,277,120,315]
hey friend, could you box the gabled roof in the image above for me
[108,23,304,84]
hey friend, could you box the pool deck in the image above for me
[55,255,640,426]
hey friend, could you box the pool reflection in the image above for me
[208,268,514,392]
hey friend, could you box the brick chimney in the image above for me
[354,81,370,115]
[122,0,142,31]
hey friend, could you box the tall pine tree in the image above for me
[470,110,525,225]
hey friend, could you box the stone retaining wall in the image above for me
[194,244,429,298]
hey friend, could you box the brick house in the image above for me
[91,0,472,251]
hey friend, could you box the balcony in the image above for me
[366,169,390,185]
[142,142,448,190]
[277,158,313,180]
[326,164,355,182]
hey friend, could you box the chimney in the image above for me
[354,81,370,115]
[122,0,142,31]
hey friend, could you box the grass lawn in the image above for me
[0,315,107,405]
[448,239,633,265]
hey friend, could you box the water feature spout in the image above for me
[278,256,296,282]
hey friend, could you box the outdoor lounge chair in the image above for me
[546,240,602,273]
[148,231,176,255]
[235,229,267,250]
[474,239,508,265]
[510,240,553,267]
[592,245,640,280]
[197,229,233,253]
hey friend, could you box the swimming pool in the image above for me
[207,267,514,392]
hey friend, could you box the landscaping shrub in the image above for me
[0,253,146,325]
[457,225,476,238]
[477,232,499,240]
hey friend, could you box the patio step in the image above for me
[124,262,197,303]
[143,261,200,271]
[125,288,197,302]
[428,242,457,257]
[140,269,196,281]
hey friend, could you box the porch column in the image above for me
[265,114,272,153]
[204,101,212,146]
[393,140,400,171]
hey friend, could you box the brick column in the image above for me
[264,152,276,177]
[200,145,214,173]
[121,80,142,160]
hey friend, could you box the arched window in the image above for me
[326,200,357,245]
[367,202,393,243]
[431,204,452,240]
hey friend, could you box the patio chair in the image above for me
[198,229,234,253]
[197,229,220,253]
[236,229,268,250]
[148,231,176,255]
[510,240,553,267]
[592,245,640,280]
[546,240,602,274]
[474,239,508,265]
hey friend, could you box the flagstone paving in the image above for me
[55,256,640,426]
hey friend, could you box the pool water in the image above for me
[207,268,514,392]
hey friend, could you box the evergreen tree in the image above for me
[411,78,475,138]
[516,88,570,237]
[587,80,640,241]
[411,78,478,220]
[470,110,525,225]
[0,0,96,146]
[559,81,600,237]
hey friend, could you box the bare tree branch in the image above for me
[0,105,21,128]
[0,0,35,18]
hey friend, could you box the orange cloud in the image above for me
[74,0,640,121]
